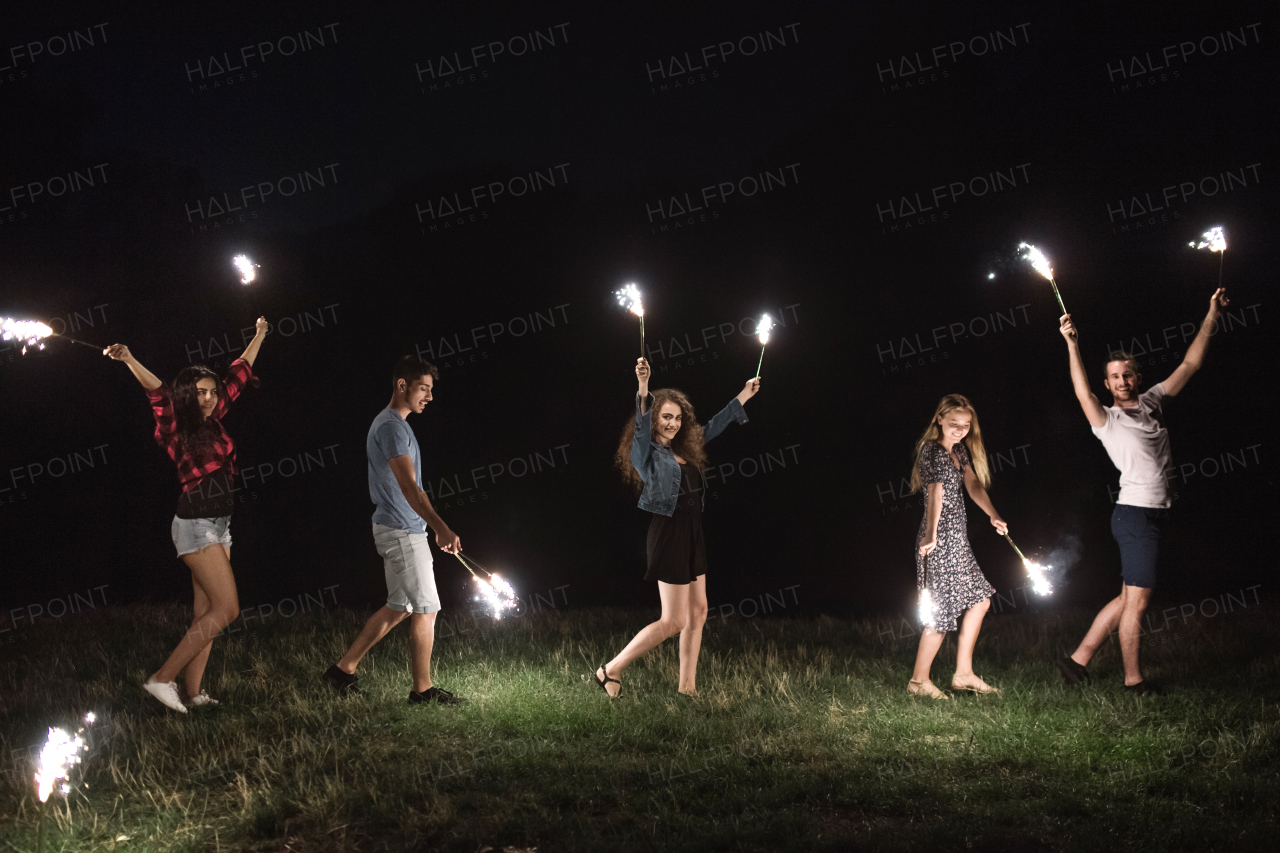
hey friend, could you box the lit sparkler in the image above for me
[1017,242,1067,315]
[1188,226,1227,287]
[917,586,935,630]
[34,711,96,853]
[454,552,520,619]
[232,254,259,285]
[614,283,645,359]
[2,317,101,354]
[754,314,775,378]
[1003,534,1053,596]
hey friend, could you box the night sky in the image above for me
[1,1,1274,631]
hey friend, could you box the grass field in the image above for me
[1,597,1278,852]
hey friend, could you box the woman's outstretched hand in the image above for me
[736,376,760,406]
[103,343,132,361]
[254,316,269,338]
[636,357,650,390]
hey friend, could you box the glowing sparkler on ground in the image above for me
[615,283,645,359]
[232,254,259,285]
[754,314,775,378]
[1188,226,1227,288]
[2,317,101,354]
[1017,242,1067,316]
[1003,534,1053,596]
[35,711,96,853]
[454,552,520,619]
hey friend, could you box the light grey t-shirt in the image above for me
[367,408,426,533]
[1090,382,1172,509]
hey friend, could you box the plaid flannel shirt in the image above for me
[146,358,253,490]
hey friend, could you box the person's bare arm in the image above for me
[1059,314,1107,428]
[237,317,269,367]
[1163,288,1228,397]
[918,483,944,556]
[964,465,1008,535]
[389,454,461,553]
[103,344,162,390]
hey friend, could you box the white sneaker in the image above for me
[185,689,220,708]
[143,678,189,713]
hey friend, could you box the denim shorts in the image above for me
[171,516,232,558]
[373,523,440,614]
[1110,504,1167,589]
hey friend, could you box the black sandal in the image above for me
[594,664,621,698]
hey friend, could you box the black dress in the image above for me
[644,461,707,584]
[914,441,995,632]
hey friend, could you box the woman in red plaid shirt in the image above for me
[104,316,268,713]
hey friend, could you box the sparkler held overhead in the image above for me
[1,317,101,354]
[1188,226,1227,288]
[1002,533,1053,596]
[1017,242,1067,316]
[754,313,775,378]
[615,283,645,358]
[232,254,259,285]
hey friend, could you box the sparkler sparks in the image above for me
[2,317,100,354]
[1188,226,1227,287]
[232,254,259,285]
[454,552,521,619]
[917,587,935,630]
[1017,242,1067,315]
[35,712,95,803]
[614,283,645,358]
[1003,534,1053,596]
[754,313,775,377]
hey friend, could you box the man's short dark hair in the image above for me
[1102,351,1141,378]
[392,355,439,391]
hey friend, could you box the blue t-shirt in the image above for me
[367,408,426,533]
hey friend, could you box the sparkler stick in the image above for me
[614,283,645,359]
[1017,242,1066,315]
[1,318,101,354]
[1002,533,1053,596]
[453,552,520,619]
[754,314,775,377]
[1188,226,1227,288]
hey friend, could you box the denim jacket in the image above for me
[630,393,749,516]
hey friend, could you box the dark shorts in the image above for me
[1110,504,1168,589]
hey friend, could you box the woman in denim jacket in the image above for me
[594,357,760,698]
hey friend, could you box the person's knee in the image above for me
[659,617,686,637]
[689,603,709,624]
[971,598,991,614]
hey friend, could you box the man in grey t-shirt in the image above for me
[1055,288,1229,695]
[323,356,466,706]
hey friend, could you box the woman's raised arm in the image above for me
[103,344,162,390]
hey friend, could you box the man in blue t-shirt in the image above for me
[323,356,466,706]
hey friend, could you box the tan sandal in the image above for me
[908,678,949,700]
[951,675,1000,695]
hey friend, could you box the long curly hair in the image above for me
[615,388,709,495]
[170,365,227,463]
[909,393,992,492]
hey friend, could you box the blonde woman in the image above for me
[909,394,1007,699]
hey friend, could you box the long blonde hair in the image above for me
[909,393,992,492]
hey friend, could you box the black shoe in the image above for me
[409,686,467,706]
[1056,656,1090,686]
[323,664,360,695]
[1124,680,1162,696]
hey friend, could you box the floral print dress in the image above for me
[915,440,995,632]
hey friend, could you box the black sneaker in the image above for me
[323,664,360,695]
[408,686,467,706]
[1056,656,1090,686]
[1124,680,1162,696]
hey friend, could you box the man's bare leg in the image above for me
[1117,585,1152,685]
[408,612,437,693]
[1070,585,1126,667]
[337,606,409,675]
